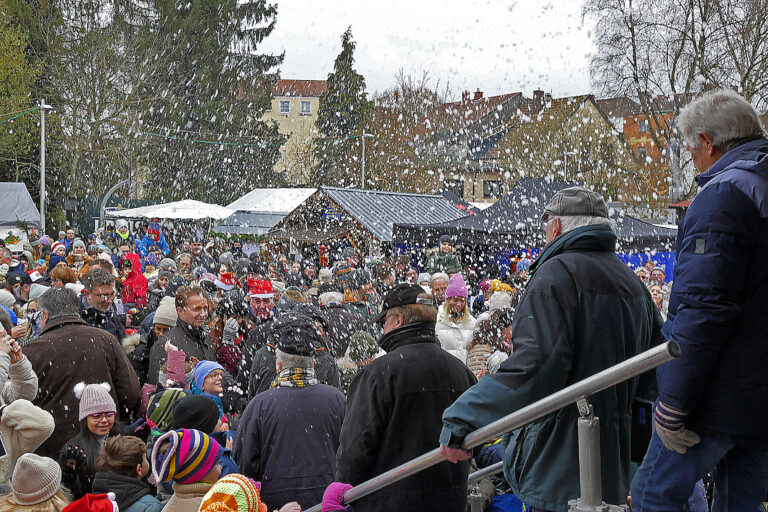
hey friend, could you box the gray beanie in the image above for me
[12,453,62,505]
[159,258,177,272]
[0,289,15,308]
[417,272,431,285]
[72,238,86,250]
[154,296,178,327]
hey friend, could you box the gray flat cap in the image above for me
[542,186,609,222]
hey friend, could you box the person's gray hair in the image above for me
[37,287,80,320]
[82,267,115,291]
[176,252,192,264]
[431,272,449,285]
[677,90,766,153]
[556,215,613,235]
[319,291,343,306]
[275,348,314,369]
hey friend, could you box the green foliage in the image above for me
[313,27,372,186]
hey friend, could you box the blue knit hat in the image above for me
[194,361,225,392]
[47,254,67,274]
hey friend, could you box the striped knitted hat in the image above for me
[199,474,267,512]
[146,389,186,431]
[151,429,222,484]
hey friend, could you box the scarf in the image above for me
[271,367,317,388]
[117,230,130,240]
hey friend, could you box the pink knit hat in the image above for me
[74,382,117,421]
[445,273,468,299]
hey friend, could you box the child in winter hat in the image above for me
[0,453,69,511]
[199,474,267,512]
[152,428,223,485]
[77,382,117,422]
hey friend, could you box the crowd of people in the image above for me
[0,88,764,512]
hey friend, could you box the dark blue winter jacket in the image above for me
[658,137,768,447]
[138,233,170,257]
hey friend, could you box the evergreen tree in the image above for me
[138,0,286,203]
[312,27,371,187]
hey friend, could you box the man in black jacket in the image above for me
[319,290,372,357]
[80,268,126,341]
[336,283,476,512]
[147,285,216,385]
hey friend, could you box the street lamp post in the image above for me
[39,99,54,233]
[360,132,374,189]
[564,150,577,180]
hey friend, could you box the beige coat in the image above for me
[0,353,38,406]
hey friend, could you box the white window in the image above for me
[638,146,648,162]
[639,119,648,133]
[445,179,464,197]
[279,101,290,114]
[483,180,501,198]
[301,101,311,114]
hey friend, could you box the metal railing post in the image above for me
[304,341,678,512]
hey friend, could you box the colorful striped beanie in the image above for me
[151,428,222,484]
[147,388,187,432]
[199,474,267,512]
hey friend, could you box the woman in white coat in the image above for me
[435,273,476,362]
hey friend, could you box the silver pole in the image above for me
[564,149,568,180]
[305,341,679,512]
[361,132,366,189]
[39,99,46,233]
[576,400,602,508]
[467,461,503,483]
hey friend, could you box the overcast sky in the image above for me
[261,0,597,100]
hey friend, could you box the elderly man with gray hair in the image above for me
[440,186,662,512]
[233,312,345,509]
[631,91,768,511]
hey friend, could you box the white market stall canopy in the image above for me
[0,182,42,228]
[226,188,317,213]
[107,199,234,220]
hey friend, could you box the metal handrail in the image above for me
[305,340,679,512]
[467,460,504,484]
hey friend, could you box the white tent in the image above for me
[106,199,234,220]
[226,188,316,213]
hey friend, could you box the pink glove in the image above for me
[321,482,353,512]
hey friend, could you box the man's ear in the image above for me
[698,132,716,155]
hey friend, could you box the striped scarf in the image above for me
[272,367,318,388]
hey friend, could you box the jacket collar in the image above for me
[41,314,89,334]
[696,137,768,187]
[178,318,210,342]
[529,224,616,278]
[378,322,440,353]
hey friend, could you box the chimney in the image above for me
[462,91,470,104]
[531,89,545,115]
[473,89,483,101]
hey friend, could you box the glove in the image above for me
[654,401,700,454]
[59,445,88,475]
[322,482,353,512]
[223,318,239,345]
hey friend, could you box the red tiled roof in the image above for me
[439,93,521,127]
[273,79,328,97]
[595,96,640,117]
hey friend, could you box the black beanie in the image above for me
[170,395,220,433]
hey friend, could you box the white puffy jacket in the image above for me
[435,309,476,362]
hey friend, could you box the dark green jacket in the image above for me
[441,225,663,511]
[425,251,461,274]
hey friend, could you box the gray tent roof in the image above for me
[0,183,41,228]
[323,187,468,242]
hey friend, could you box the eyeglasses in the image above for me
[96,293,116,301]
[90,412,116,421]
[208,371,225,380]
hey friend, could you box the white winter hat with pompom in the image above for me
[74,382,116,421]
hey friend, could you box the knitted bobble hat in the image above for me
[152,428,222,484]
[11,453,62,505]
[199,474,267,512]
[75,382,117,421]
[146,388,187,432]
[445,273,468,299]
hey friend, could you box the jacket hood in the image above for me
[697,137,768,187]
[378,322,440,353]
[92,471,154,510]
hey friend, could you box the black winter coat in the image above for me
[335,323,476,512]
[237,318,277,392]
[248,345,341,398]
[321,303,370,357]
[92,471,161,511]
[79,295,127,341]
[233,384,345,509]
[147,320,216,386]
[132,329,160,386]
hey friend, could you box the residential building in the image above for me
[262,79,327,184]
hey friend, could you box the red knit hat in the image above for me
[215,272,238,291]
[247,278,273,299]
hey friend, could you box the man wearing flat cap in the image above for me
[336,283,476,512]
[440,186,663,511]
[233,312,345,509]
